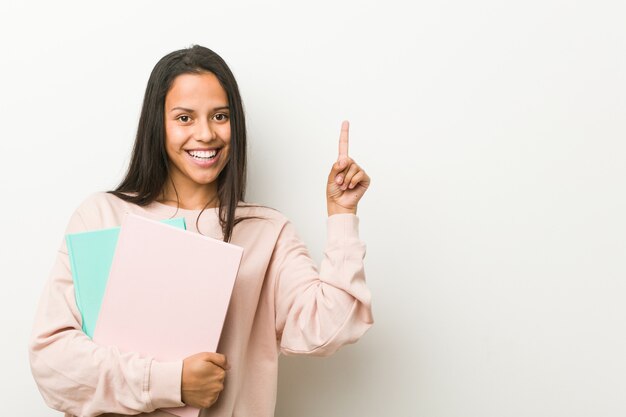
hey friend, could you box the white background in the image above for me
[1,0,625,415]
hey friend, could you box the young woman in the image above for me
[29,45,373,417]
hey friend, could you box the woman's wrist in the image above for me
[327,201,357,216]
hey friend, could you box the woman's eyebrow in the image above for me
[169,106,230,113]
[170,106,195,113]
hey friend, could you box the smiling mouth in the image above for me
[186,149,220,161]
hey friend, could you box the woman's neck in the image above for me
[158,180,219,210]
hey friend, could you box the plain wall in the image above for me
[1,0,625,415]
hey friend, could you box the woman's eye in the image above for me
[214,113,229,122]
[178,115,191,123]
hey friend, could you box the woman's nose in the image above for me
[195,119,215,142]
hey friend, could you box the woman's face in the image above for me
[163,72,231,194]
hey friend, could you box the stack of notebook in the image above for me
[66,213,244,417]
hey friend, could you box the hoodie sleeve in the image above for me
[28,206,185,417]
[273,214,373,356]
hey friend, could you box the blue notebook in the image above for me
[66,217,186,338]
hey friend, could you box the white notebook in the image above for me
[93,213,243,417]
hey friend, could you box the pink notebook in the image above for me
[93,213,243,417]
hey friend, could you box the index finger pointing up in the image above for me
[338,120,349,161]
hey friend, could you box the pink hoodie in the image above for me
[29,192,373,417]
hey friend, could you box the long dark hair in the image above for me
[109,45,247,242]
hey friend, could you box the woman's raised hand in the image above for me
[181,352,229,409]
[326,121,370,216]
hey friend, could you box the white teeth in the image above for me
[188,150,218,159]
